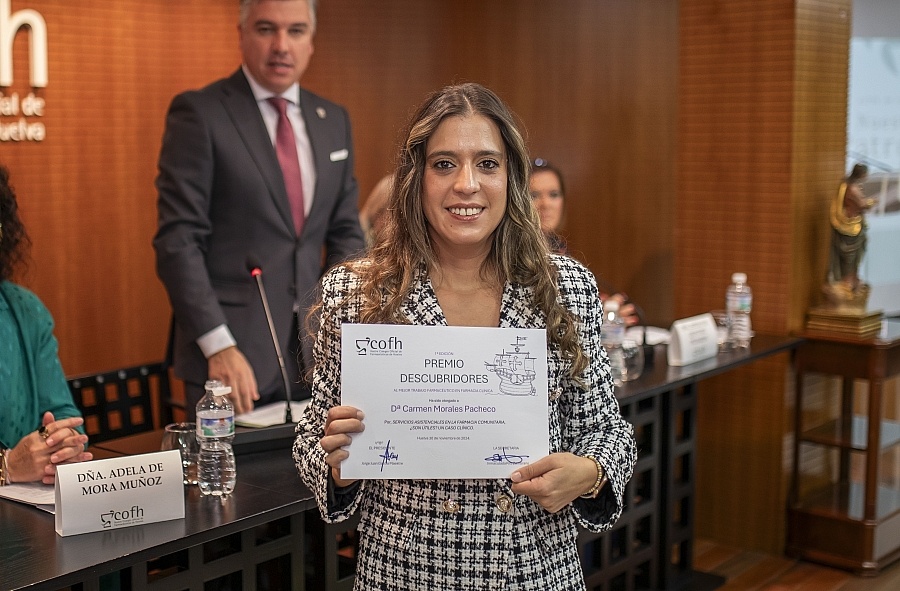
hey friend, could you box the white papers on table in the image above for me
[235,400,309,428]
[0,482,56,513]
[626,326,670,345]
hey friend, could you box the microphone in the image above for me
[246,256,294,423]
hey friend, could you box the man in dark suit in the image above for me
[154,0,364,417]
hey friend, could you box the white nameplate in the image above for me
[54,450,185,537]
[667,313,719,366]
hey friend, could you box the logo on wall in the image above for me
[0,0,47,142]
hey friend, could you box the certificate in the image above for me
[340,324,549,479]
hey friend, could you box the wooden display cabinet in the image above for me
[788,319,900,575]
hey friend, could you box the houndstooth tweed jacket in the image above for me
[294,254,636,590]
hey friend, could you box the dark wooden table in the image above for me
[579,333,802,591]
[0,443,315,591]
[1,334,801,591]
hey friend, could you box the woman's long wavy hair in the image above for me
[0,165,30,282]
[325,83,587,378]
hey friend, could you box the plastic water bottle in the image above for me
[196,380,236,496]
[602,299,627,386]
[726,272,753,348]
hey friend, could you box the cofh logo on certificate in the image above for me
[355,335,403,356]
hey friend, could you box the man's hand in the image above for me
[601,293,640,327]
[208,346,259,414]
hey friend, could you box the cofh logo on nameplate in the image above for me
[0,0,48,142]
[54,451,185,537]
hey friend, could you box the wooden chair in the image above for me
[67,362,173,444]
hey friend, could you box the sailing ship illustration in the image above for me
[484,336,537,396]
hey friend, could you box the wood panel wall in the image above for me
[3,0,239,375]
[308,0,679,326]
[679,0,852,553]
[2,0,677,380]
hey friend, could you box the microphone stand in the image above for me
[628,301,655,368]
[250,267,294,423]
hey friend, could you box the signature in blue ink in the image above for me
[484,448,529,465]
[380,440,399,472]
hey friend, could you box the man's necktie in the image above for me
[267,97,305,235]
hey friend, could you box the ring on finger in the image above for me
[38,425,51,440]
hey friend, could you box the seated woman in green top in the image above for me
[0,165,91,486]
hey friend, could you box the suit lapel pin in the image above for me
[316,107,326,119]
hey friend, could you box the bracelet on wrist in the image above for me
[579,454,607,499]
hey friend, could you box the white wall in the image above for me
[853,0,900,38]
[850,0,900,315]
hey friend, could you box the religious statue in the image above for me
[823,163,877,310]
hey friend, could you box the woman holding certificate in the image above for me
[294,83,636,590]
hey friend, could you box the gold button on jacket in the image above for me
[495,495,513,513]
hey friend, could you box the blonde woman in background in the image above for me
[359,174,393,247]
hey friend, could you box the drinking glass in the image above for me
[161,422,198,485]
[620,338,645,383]
[711,310,732,352]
